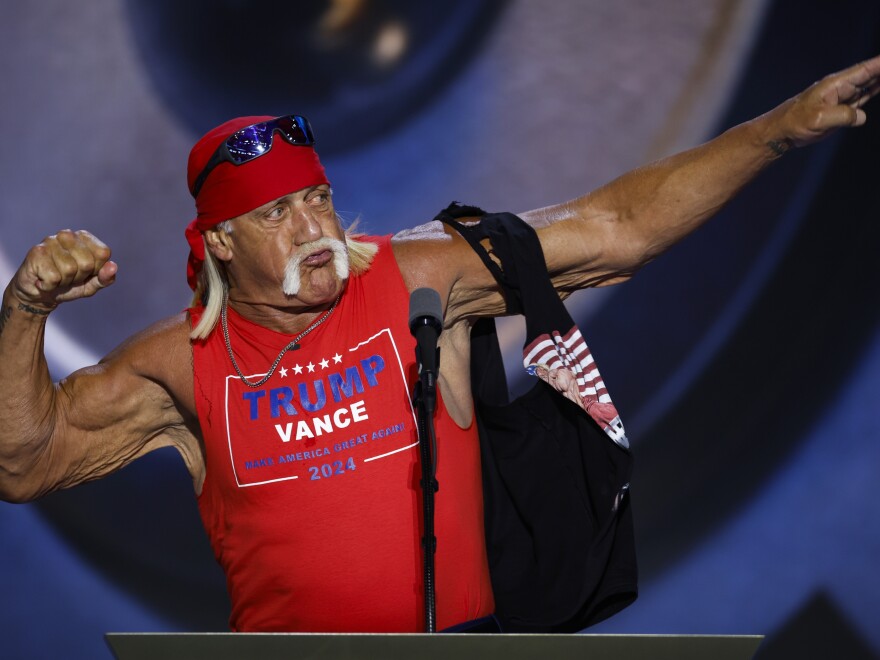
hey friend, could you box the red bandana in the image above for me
[184,116,330,290]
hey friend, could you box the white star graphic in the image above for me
[333,353,342,364]
[307,362,316,373]
[279,366,288,378]
[320,358,330,369]
[293,364,303,375]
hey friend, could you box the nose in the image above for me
[291,206,323,245]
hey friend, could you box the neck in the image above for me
[220,290,341,390]
[225,291,340,335]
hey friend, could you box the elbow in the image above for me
[582,208,660,284]
[596,238,658,287]
[0,415,59,503]
[0,479,40,504]
[0,456,48,504]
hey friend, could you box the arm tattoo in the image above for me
[0,305,11,339]
[766,139,791,157]
[0,302,51,340]
[17,302,52,316]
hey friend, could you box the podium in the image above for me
[106,633,764,660]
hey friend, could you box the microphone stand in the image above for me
[409,288,443,633]
[413,349,439,633]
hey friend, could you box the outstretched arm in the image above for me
[392,56,880,427]
[396,56,880,329]
[0,231,198,502]
[521,54,880,291]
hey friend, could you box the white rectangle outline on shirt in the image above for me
[224,327,419,487]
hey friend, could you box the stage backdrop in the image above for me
[1,1,879,658]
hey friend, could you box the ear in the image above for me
[204,226,233,262]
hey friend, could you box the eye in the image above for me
[261,205,287,224]
[306,188,332,207]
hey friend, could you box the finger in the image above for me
[96,260,118,288]
[28,244,67,294]
[46,247,84,290]
[55,229,112,271]
[842,78,880,106]
[17,231,113,305]
[58,229,112,262]
[817,103,864,130]
[48,230,112,289]
[853,80,880,108]
[51,263,118,303]
[821,55,880,105]
[58,274,113,301]
[839,53,880,87]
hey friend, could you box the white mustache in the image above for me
[283,237,350,296]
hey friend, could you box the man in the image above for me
[1,56,878,633]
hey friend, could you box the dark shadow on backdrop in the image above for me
[122,0,509,153]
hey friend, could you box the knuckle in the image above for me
[38,268,62,289]
[29,242,49,257]
[73,229,96,245]
[76,229,111,258]
[93,243,112,260]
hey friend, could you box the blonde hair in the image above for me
[189,220,378,341]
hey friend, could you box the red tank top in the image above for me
[191,236,493,632]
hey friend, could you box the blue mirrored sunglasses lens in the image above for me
[223,116,313,164]
[274,116,313,144]
[226,123,274,163]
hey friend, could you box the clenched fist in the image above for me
[11,230,117,311]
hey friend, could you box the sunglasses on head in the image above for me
[190,114,316,198]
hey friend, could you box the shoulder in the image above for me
[96,311,195,415]
[389,217,482,280]
[390,218,507,324]
[102,311,192,364]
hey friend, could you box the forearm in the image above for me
[574,110,785,271]
[0,286,59,501]
[540,55,880,284]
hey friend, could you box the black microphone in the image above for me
[409,288,443,413]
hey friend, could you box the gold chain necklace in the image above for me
[221,290,339,388]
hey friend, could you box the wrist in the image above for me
[15,300,54,317]
[0,289,51,342]
[766,138,793,157]
[2,287,56,318]
[749,101,796,160]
